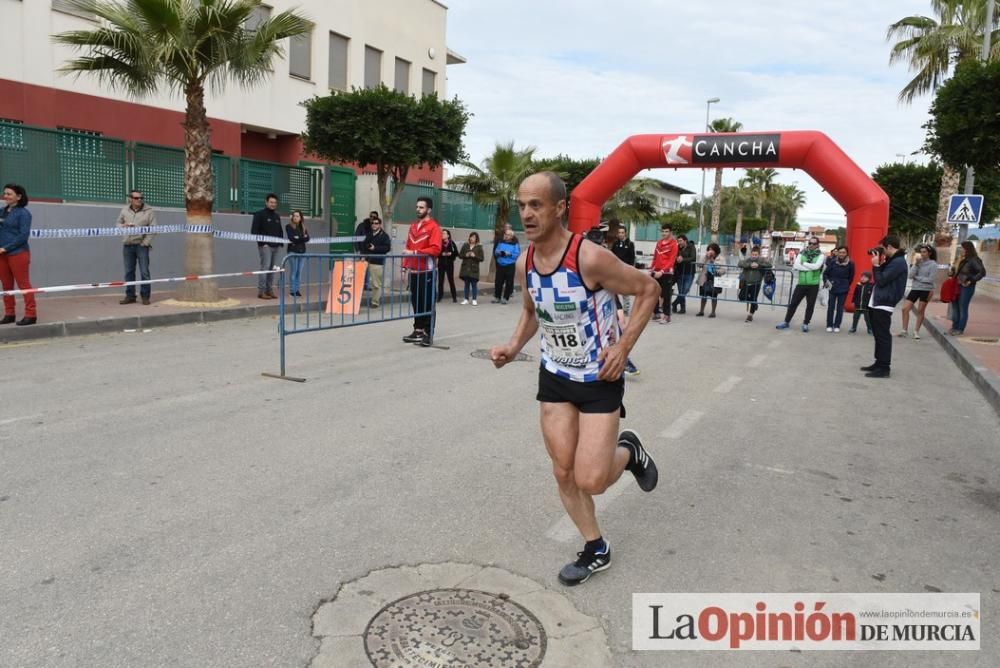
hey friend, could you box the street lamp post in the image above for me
[697,97,720,247]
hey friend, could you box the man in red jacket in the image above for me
[650,223,678,323]
[401,196,442,347]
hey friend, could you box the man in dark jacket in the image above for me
[861,235,908,378]
[610,226,636,314]
[672,234,697,314]
[362,217,391,308]
[251,193,282,299]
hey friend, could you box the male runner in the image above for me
[490,172,661,586]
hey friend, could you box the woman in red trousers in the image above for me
[0,183,36,325]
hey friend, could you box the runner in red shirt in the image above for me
[401,196,442,347]
[649,224,678,323]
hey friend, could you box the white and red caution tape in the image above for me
[29,225,363,245]
[0,269,283,298]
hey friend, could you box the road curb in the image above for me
[924,313,1000,419]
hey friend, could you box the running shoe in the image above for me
[624,360,640,377]
[775,322,789,330]
[801,324,809,333]
[558,543,611,586]
[619,429,657,492]
[402,330,425,343]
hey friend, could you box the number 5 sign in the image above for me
[325,259,369,315]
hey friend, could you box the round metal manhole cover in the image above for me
[363,588,546,667]
[470,349,534,362]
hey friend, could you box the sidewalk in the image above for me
[922,293,1000,417]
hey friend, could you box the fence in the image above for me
[0,121,319,216]
[390,184,523,232]
[270,252,438,380]
[679,263,796,311]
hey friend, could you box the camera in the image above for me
[868,246,884,256]
[585,222,609,245]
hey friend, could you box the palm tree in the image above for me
[727,183,754,251]
[708,118,743,243]
[55,0,311,302]
[448,141,536,246]
[603,179,658,224]
[739,168,777,243]
[887,0,999,242]
[767,184,807,232]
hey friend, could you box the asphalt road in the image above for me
[1,298,998,667]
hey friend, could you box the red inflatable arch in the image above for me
[568,131,888,301]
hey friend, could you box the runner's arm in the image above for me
[506,254,539,354]
[579,242,659,354]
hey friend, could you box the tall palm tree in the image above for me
[448,141,536,246]
[887,0,999,241]
[55,0,311,302]
[602,179,658,225]
[727,183,754,250]
[740,168,778,219]
[708,118,743,243]
[767,184,807,232]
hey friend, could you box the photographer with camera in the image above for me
[860,235,908,378]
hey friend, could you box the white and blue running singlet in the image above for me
[526,234,621,382]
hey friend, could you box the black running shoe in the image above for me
[417,333,433,347]
[402,330,424,343]
[619,429,658,492]
[558,543,611,586]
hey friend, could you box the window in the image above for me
[394,58,411,94]
[364,46,382,89]
[52,0,96,19]
[289,30,312,80]
[57,127,103,157]
[0,119,24,151]
[421,68,436,96]
[418,180,435,187]
[328,32,349,90]
[245,4,270,32]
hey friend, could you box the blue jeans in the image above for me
[287,253,303,293]
[955,283,976,332]
[123,244,150,299]
[463,278,478,300]
[674,272,695,310]
[826,291,847,328]
[257,246,281,293]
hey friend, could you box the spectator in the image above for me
[849,271,874,334]
[493,228,520,304]
[672,233,697,314]
[361,214,391,308]
[775,236,825,332]
[458,231,484,305]
[401,196,442,347]
[696,242,724,318]
[0,183,35,325]
[899,243,937,339]
[650,223,678,323]
[610,226,636,314]
[951,241,987,336]
[437,229,459,303]
[117,189,156,305]
[738,245,771,323]
[354,212,377,253]
[284,210,310,298]
[861,235,908,378]
[824,245,854,332]
[251,193,282,299]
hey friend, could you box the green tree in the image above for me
[727,183,754,248]
[708,117,744,242]
[766,184,806,233]
[925,59,1000,176]
[55,0,311,302]
[657,210,698,237]
[533,154,600,196]
[740,168,778,219]
[603,179,658,226]
[886,0,1000,240]
[303,85,469,224]
[872,161,943,245]
[447,141,535,246]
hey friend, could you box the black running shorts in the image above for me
[537,366,625,417]
[906,289,931,303]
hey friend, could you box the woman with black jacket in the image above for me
[951,241,987,335]
[285,210,310,297]
[437,229,459,303]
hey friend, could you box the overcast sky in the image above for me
[443,0,936,230]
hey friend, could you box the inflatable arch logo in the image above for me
[568,131,889,290]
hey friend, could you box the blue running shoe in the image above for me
[775,322,790,330]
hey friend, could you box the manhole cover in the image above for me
[470,349,534,362]
[363,588,546,667]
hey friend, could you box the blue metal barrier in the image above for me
[267,252,437,380]
[680,262,796,311]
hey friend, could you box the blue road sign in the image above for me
[947,194,984,225]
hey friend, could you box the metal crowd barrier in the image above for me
[265,252,437,381]
[674,262,797,310]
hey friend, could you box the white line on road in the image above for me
[745,462,795,475]
[545,479,635,543]
[659,410,704,439]
[747,354,767,367]
[0,414,41,426]
[713,376,743,394]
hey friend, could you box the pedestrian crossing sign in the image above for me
[947,194,984,224]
